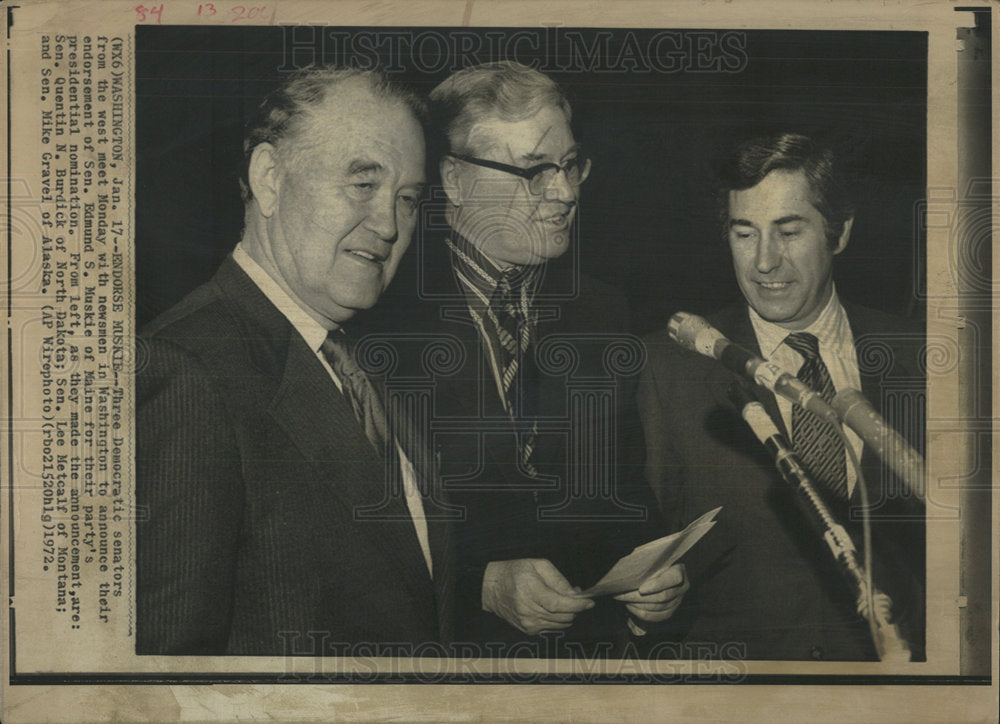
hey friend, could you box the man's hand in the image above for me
[614,563,689,627]
[482,559,595,635]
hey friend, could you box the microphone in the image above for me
[727,382,818,501]
[669,312,839,426]
[727,382,912,662]
[832,388,925,501]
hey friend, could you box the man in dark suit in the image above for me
[136,68,453,655]
[379,62,688,654]
[638,133,925,661]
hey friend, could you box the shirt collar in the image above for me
[232,242,330,354]
[445,231,544,306]
[748,285,851,358]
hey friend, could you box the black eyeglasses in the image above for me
[447,153,591,196]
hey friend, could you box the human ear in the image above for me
[248,143,280,218]
[440,155,463,208]
[833,217,853,255]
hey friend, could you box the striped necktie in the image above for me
[784,332,848,499]
[321,332,388,455]
[495,274,539,476]
[495,273,528,408]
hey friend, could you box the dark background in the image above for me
[136,26,926,335]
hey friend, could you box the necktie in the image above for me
[322,332,445,583]
[321,332,387,455]
[494,275,539,476]
[784,332,849,499]
[495,273,527,406]
[322,330,443,498]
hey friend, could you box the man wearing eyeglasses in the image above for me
[377,62,687,655]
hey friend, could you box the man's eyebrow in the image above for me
[519,144,581,165]
[729,218,756,228]
[774,214,808,225]
[519,151,550,163]
[347,160,385,175]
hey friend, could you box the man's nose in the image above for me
[364,194,398,242]
[755,233,782,273]
[542,168,577,204]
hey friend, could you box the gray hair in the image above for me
[239,66,427,203]
[429,61,570,156]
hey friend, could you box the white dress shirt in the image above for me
[748,287,864,496]
[233,244,433,577]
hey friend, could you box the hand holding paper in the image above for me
[579,506,721,598]
[614,562,689,625]
[482,558,595,635]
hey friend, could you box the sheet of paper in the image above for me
[578,507,721,597]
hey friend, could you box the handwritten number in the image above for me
[230,6,266,22]
[135,4,163,23]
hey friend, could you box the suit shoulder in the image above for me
[641,324,710,376]
[640,303,753,388]
[138,294,237,382]
[643,303,745,360]
[139,275,272,360]
[706,303,750,334]
[642,326,674,352]
[141,281,231,340]
[136,282,288,417]
[137,277,285,385]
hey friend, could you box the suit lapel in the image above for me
[425,246,547,509]
[211,258,434,603]
[369,361,459,638]
[714,305,788,438]
[401,262,491,639]
[436,300,514,453]
[422,245,498,419]
[427,504,456,642]
[269,338,433,601]
[721,301,886,510]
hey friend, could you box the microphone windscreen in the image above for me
[831,387,873,427]
[833,386,925,500]
[741,401,781,443]
[668,312,723,358]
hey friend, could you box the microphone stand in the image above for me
[728,383,912,662]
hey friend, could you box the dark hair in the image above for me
[239,66,428,203]
[428,61,570,158]
[717,133,855,247]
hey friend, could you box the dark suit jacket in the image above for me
[136,257,454,656]
[372,244,663,654]
[638,302,925,661]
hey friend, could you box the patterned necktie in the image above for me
[784,332,849,499]
[495,274,526,407]
[494,274,539,476]
[321,332,387,455]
